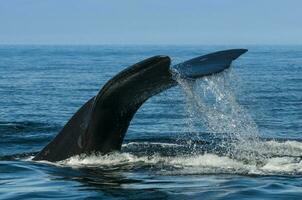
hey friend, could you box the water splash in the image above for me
[42,139,302,176]
[174,69,267,163]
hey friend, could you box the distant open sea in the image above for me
[0,45,301,199]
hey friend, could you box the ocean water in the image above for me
[0,45,301,199]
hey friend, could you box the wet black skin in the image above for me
[33,49,247,162]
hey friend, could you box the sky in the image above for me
[0,0,302,45]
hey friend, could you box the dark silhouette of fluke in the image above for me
[33,49,248,162]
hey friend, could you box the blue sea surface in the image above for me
[0,45,301,199]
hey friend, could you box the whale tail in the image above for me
[33,49,247,162]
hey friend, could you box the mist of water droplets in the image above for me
[174,69,267,163]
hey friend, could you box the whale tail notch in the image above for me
[33,49,247,162]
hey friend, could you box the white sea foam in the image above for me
[51,139,302,175]
[261,157,302,174]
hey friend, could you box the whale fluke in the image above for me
[33,49,247,162]
[173,49,247,78]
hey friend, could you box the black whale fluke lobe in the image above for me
[173,49,247,78]
[33,49,248,162]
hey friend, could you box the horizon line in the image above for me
[1,43,302,46]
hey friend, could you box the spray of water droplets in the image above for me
[173,69,267,163]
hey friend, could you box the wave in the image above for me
[0,121,59,134]
[29,140,302,176]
